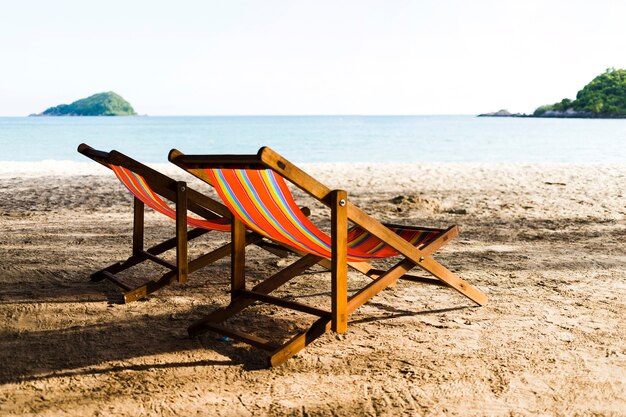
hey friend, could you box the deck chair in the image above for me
[78,144,289,303]
[169,146,487,366]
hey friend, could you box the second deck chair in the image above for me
[169,146,487,366]
[78,144,288,303]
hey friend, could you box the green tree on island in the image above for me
[534,68,626,117]
[40,92,137,116]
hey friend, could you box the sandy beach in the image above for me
[0,161,624,416]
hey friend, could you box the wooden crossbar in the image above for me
[146,228,210,256]
[237,290,331,318]
[101,271,134,291]
[188,254,323,336]
[139,251,176,270]
[200,323,281,352]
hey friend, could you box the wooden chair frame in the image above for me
[169,146,487,366]
[78,144,287,303]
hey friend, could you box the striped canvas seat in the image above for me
[111,164,230,231]
[205,168,439,262]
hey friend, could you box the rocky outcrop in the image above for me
[477,109,523,117]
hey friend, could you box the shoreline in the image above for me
[2,159,625,176]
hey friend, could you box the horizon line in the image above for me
[2,113,480,118]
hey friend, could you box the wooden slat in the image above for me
[381,222,445,233]
[101,271,134,291]
[201,323,280,351]
[331,190,348,333]
[146,227,209,256]
[252,253,322,294]
[139,251,176,270]
[347,260,373,275]
[366,268,447,286]
[310,256,375,277]
[168,150,266,169]
[91,255,147,279]
[238,290,331,318]
[397,275,448,286]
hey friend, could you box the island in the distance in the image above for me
[479,68,626,118]
[31,91,137,116]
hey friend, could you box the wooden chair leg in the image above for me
[132,197,144,255]
[231,217,246,302]
[175,181,189,283]
[331,190,348,333]
[91,197,146,283]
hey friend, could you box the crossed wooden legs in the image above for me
[90,196,277,303]
[187,219,485,367]
[91,226,265,303]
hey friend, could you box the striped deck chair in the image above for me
[78,144,287,303]
[169,146,487,366]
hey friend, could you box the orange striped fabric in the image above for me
[205,168,440,262]
[110,164,230,231]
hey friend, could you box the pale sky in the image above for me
[1,0,625,116]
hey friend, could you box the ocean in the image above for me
[0,115,624,163]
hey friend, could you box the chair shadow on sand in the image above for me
[0,265,477,383]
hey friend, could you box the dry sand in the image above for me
[0,161,625,416]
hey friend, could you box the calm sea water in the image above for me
[0,116,624,163]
